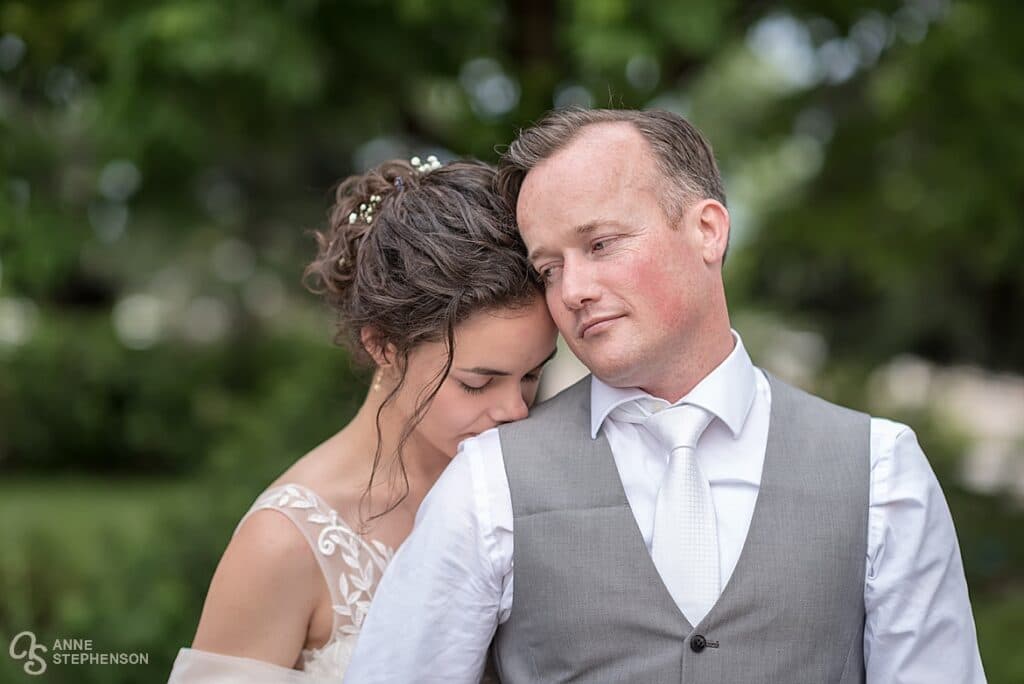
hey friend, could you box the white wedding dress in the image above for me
[168,483,394,682]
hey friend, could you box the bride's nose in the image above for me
[491,388,529,424]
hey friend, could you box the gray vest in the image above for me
[492,373,869,684]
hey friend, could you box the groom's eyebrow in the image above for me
[458,347,558,376]
[527,220,617,263]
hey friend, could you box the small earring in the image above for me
[372,370,382,392]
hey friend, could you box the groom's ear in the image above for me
[360,326,396,368]
[693,199,730,267]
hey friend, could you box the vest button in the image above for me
[690,634,707,653]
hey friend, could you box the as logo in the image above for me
[9,631,47,676]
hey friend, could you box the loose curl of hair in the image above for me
[304,158,542,523]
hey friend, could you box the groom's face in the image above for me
[516,122,721,390]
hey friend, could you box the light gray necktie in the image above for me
[640,403,718,625]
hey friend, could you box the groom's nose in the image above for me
[560,257,600,310]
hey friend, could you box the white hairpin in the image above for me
[348,194,382,225]
[410,155,441,173]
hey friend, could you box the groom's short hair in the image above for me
[496,107,726,221]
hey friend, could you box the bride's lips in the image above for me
[579,315,623,339]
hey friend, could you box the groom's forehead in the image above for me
[530,123,652,182]
[523,126,653,189]
[516,128,660,231]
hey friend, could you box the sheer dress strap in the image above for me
[235,483,394,636]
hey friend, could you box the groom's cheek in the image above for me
[633,258,692,330]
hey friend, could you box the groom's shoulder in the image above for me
[763,369,870,425]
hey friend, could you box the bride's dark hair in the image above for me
[304,158,541,522]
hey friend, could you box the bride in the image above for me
[168,158,558,682]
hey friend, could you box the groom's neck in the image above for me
[635,323,735,404]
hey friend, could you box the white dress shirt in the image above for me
[344,334,987,683]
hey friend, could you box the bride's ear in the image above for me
[360,326,396,368]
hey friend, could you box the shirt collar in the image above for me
[589,330,757,439]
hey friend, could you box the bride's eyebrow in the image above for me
[457,347,558,376]
[458,366,511,377]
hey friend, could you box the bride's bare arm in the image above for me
[190,509,321,667]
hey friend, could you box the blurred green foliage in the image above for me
[1,0,1021,682]
[733,0,1024,370]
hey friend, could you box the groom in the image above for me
[344,109,986,682]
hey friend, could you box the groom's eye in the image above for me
[539,265,560,283]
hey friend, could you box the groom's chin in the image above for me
[575,350,641,389]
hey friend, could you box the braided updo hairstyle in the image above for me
[304,158,542,519]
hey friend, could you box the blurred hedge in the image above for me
[1,331,366,682]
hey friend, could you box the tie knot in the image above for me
[643,403,713,453]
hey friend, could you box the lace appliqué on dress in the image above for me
[243,483,395,677]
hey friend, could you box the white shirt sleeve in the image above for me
[864,419,987,683]
[343,430,511,684]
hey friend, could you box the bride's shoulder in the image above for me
[229,508,323,589]
[268,436,366,503]
[190,509,322,664]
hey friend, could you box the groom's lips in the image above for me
[578,315,624,339]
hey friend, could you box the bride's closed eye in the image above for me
[457,372,542,395]
[458,380,490,395]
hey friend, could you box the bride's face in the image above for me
[395,296,557,460]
